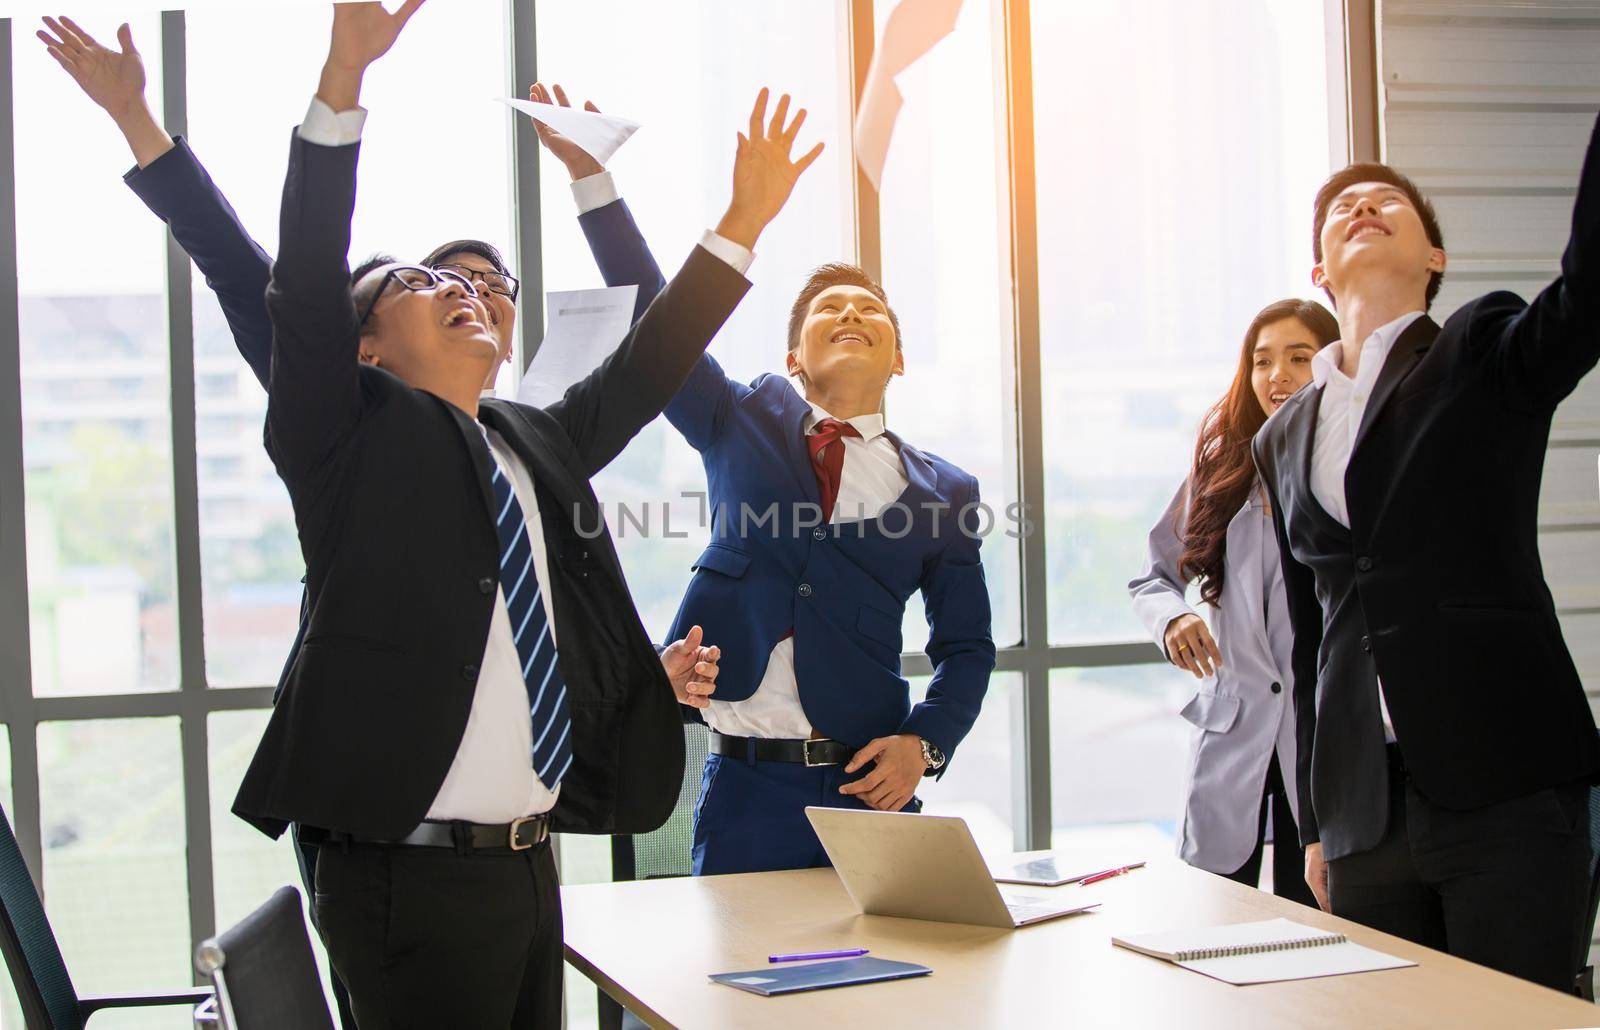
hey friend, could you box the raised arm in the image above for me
[265,0,423,478]
[545,88,821,475]
[39,17,276,388]
[527,83,666,320]
[527,82,755,454]
[1481,107,1600,409]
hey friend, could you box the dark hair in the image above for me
[422,238,510,275]
[1312,163,1445,309]
[785,263,902,354]
[351,252,401,336]
[1179,299,1339,605]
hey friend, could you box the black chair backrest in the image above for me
[0,804,82,1030]
[207,886,333,1030]
[612,722,711,881]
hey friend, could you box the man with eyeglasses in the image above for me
[239,2,815,1024]
[38,5,820,1024]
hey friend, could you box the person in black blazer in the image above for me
[225,4,819,1026]
[1253,106,1600,991]
[38,13,733,1027]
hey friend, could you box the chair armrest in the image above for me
[80,986,215,1017]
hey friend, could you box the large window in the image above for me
[1032,0,1332,836]
[0,3,1351,1027]
[535,0,854,639]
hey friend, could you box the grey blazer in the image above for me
[1128,477,1300,876]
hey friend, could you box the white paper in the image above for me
[1115,918,1416,986]
[1182,941,1415,986]
[498,97,640,167]
[516,285,639,409]
[854,0,965,190]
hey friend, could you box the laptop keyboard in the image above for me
[1001,891,1062,921]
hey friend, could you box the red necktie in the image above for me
[807,418,861,519]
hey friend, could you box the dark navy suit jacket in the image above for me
[576,200,995,763]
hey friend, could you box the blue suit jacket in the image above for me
[576,201,995,763]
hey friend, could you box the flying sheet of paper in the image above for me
[854,0,965,190]
[498,97,641,167]
[516,285,639,409]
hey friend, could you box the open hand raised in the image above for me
[528,82,605,182]
[37,17,146,120]
[716,88,824,250]
[325,0,425,75]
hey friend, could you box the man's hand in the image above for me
[317,0,425,111]
[528,82,604,182]
[37,17,172,167]
[1305,843,1331,912]
[715,88,824,250]
[1165,614,1222,678]
[839,733,925,812]
[661,625,719,710]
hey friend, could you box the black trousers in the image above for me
[1225,752,1317,909]
[313,839,564,1029]
[1327,747,1591,992]
[293,829,357,1029]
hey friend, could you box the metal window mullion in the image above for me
[158,10,217,967]
[508,0,544,373]
[997,0,1051,852]
[0,17,45,892]
[843,0,881,280]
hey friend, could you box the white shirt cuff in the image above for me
[297,96,368,146]
[698,229,754,275]
[570,170,620,215]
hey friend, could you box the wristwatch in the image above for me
[919,738,946,770]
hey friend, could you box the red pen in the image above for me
[1079,861,1146,886]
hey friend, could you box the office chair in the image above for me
[0,802,211,1028]
[598,721,710,1029]
[191,885,333,1030]
[1576,784,1600,1001]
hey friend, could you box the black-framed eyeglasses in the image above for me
[357,265,479,330]
[430,262,520,302]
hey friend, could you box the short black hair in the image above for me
[422,238,510,275]
[785,263,902,353]
[1312,163,1445,309]
[351,252,401,335]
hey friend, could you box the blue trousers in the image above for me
[690,751,921,876]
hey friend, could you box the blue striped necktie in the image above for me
[490,461,573,791]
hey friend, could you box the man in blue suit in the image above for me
[530,86,997,875]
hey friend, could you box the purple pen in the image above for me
[767,947,869,964]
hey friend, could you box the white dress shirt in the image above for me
[1309,310,1424,742]
[295,99,754,820]
[428,428,563,821]
[704,404,909,740]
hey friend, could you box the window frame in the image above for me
[0,0,1362,985]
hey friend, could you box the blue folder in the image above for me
[709,956,932,996]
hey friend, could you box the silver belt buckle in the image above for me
[508,815,537,851]
[803,739,834,767]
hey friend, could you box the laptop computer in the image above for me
[805,807,1101,929]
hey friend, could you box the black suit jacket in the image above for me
[1253,110,1600,861]
[232,132,750,840]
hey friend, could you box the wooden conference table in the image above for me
[561,853,1600,1029]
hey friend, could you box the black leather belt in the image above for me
[711,732,854,767]
[331,813,551,853]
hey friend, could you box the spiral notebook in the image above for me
[1113,918,1416,985]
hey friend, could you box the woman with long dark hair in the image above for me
[1129,298,1338,903]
